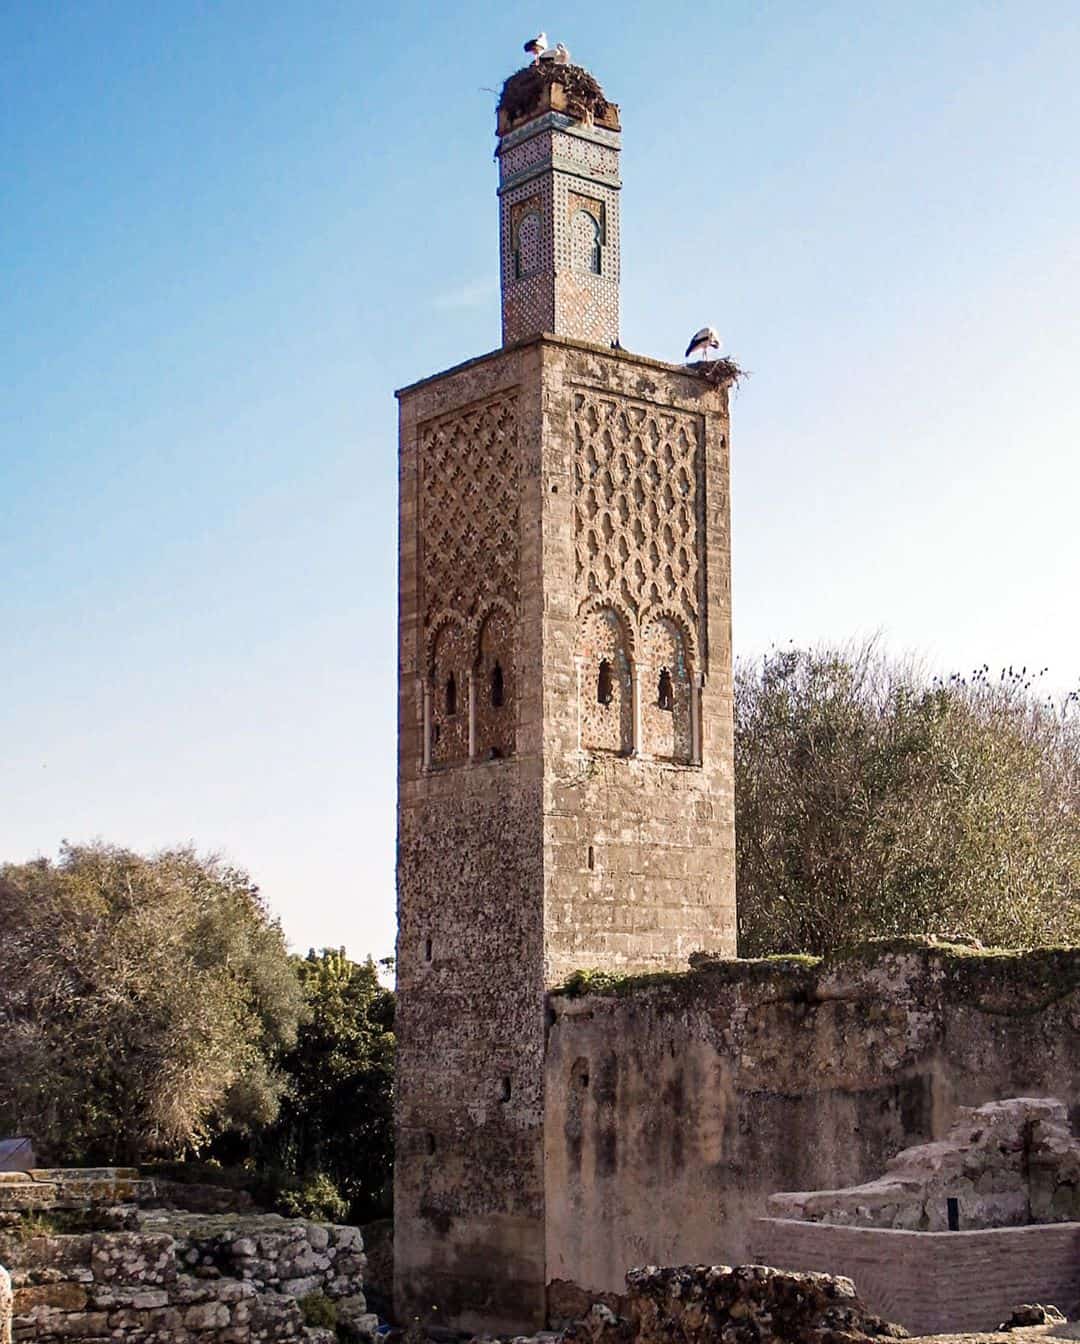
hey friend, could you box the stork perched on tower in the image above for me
[685,326,721,362]
[539,42,571,64]
[523,32,547,64]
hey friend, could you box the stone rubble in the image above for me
[999,1306,1067,1331]
[768,1098,1080,1231]
[561,1264,908,1344]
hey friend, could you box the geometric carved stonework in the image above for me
[418,393,519,767]
[572,388,705,765]
[571,389,703,647]
[419,394,519,630]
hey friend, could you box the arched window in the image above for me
[515,211,541,278]
[641,618,693,763]
[491,661,504,708]
[597,659,614,705]
[579,607,633,755]
[571,209,602,274]
[657,667,674,711]
[445,673,457,717]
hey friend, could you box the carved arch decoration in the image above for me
[417,393,520,770]
[428,615,470,767]
[570,208,601,274]
[640,613,693,764]
[577,601,634,756]
[474,598,516,761]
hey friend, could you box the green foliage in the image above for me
[299,1290,339,1329]
[735,642,1080,956]
[247,947,395,1224]
[0,842,303,1164]
[277,1171,348,1223]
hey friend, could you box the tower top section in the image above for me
[496,62,620,136]
[495,61,622,348]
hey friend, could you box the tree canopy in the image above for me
[735,643,1080,956]
[248,948,395,1224]
[0,842,304,1164]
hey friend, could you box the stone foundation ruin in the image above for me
[0,1168,373,1344]
[753,1098,1080,1333]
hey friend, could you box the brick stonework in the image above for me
[395,337,734,1332]
[752,1217,1080,1335]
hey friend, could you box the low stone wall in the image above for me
[752,1217,1080,1334]
[0,1170,152,1216]
[1,1211,372,1344]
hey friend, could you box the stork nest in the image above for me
[498,62,612,126]
[691,357,747,388]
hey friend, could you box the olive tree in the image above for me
[735,642,1080,955]
[0,842,304,1164]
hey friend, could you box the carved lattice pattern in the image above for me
[419,396,519,768]
[571,390,703,648]
[420,395,519,632]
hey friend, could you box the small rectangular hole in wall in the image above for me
[947,1196,959,1231]
[500,1076,512,1102]
[587,845,594,870]
[425,1133,436,1156]
[424,937,432,962]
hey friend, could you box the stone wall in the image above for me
[751,1218,1080,1334]
[543,941,1080,1309]
[0,1211,370,1344]
[396,340,549,1333]
[537,343,736,985]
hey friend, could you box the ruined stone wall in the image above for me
[537,343,736,982]
[0,1212,368,1344]
[543,943,1080,1307]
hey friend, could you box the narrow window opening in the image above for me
[491,662,504,708]
[658,667,674,711]
[445,673,457,717]
[488,746,503,761]
[500,1076,512,1103]
[590,241,601,274]
[587,845,595,871]
[576,1067,590,1089]
[947,1197,960,1231]
[423,937,432,962]
[597,659,613,705]
[425,1133,436,1156]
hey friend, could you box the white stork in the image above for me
[539,42,570,64]
[684,326,721,361]
[524,32,547,64]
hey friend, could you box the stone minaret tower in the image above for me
[395,60,736,1334]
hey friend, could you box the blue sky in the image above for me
[2,1,1077,963]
